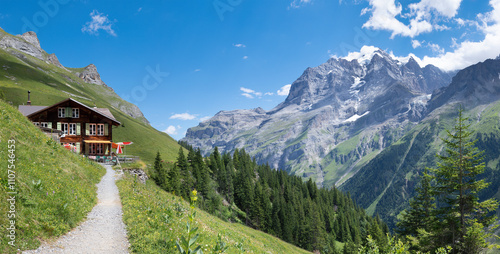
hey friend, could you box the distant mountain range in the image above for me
[183,46,453,187]
[183,46,500,228]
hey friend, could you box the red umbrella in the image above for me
[115,142,133,146]
[116,144,123,154]
[114,142,132,155]
[63,143,72,150]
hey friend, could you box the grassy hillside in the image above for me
[0,99,105,253]
[0,29,180,164]
[117,171,313,254]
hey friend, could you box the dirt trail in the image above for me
[24,164,129,254]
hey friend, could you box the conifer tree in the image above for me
[397,168,435,237]
[153,151,167,189]
[169,164,180,195]
[177,147,192,200]
[225,161,234,203]
[431,108,498,253]
[199,162,211,199]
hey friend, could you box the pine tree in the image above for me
[225,161,234,203]
[177,147,192,200]
[153,151,167,189]
[431,108,498,253]
[252,181,265,229]
[397,168,435,237]
[169,164,180,195]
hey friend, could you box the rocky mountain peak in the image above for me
[183,46,453,185]
[48,53,64,68]
[343,45,386,65]
[427,57,500,111]
[76,64,109,88]
[404,56,421,70]
[19,31,41,50]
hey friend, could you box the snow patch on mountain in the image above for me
[344,111,370,123]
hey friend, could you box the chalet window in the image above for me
[72,108,79,118]
[97,124,105,136]
[89,143,103,155]
[40,122,49,128]
[89,124,96,135]
[34,122,40,126]
[69,123,77,135]
[96,144,103,154]
[58,108,65,118]
[61,123,68,135]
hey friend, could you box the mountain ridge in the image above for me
[0,28,149,124]
[0,28,180,163]
[183,46,453,187]
[184,48,500,229]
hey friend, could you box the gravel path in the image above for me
[24,164,130,254]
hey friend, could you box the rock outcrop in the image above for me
[76,64,109,87]
[19,31,42,50]
[48,53,64,68]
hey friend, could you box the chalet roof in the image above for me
[18,105,47,116]
[93,108,117,122]
[18,98,120,125]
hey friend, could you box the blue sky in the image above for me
[1,0,500,139]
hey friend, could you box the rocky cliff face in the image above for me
[183,46,452,187]
[0,31,46,61]
[427,58,500,112]
[76,64,109,87]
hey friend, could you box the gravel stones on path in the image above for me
[24,164,130,254]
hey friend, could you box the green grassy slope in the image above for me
[0,99,105,253]
[117,172,312,254]
[0,29,180,163]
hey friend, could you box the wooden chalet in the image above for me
[19,97,121,156]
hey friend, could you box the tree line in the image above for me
[153,144,389,253]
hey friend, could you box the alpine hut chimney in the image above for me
[27,90,31,105]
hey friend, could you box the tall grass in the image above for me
[0,100,105,253]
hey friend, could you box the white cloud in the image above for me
[240,87,268,99]
[360,0,500,72]
[137,7,142,12]
[427,42,444,54]
[289,0,312,9]
[265,92,274,96]
[164,125,180,135]
[361,0,432,38]
[240,87,255,94]
[277,84,292,96]
[414,0,500,71]
[82,10,117,36]
[194,69,201,72]
[233,43,246,48]
[170,113,197,120]
[361,0,461,38]
[409,0,462,19]
[242,93,254,99]
[411,39,422,48]
[242,56,248,60]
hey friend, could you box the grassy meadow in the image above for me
[0,99,105,253]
